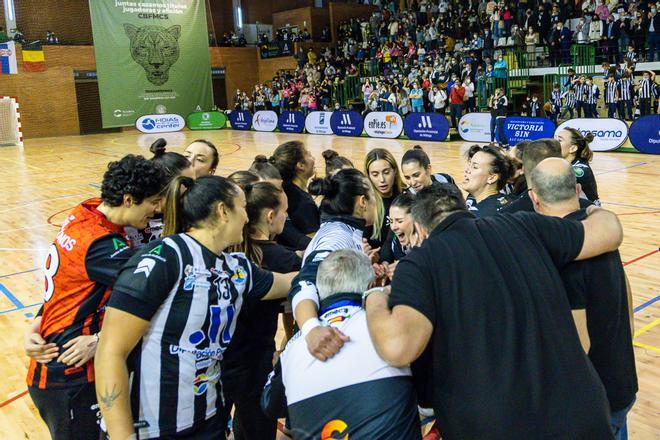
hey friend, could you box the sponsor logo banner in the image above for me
[458,112,493,142]
[229,110,252,130]
[278,111,305,133]
[252,110,278,132]
[404,112,450,141]
[556,118,628,152]
[364,112,404,139]
[504,116,556,146]
[305,111,334,135]
[186,111,227,130]
[330,111,364,137]
[135,114,185,133]
[629,115,660,155]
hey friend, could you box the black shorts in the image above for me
[29,382,101,440]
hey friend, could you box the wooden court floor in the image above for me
[0,130,657,439]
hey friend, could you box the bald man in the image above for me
[529,158,638,440]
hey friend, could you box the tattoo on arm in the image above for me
[100,384,121,410]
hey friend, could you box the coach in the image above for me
[528,158,638,439]
[365,184,622,439]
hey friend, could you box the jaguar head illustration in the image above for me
[124,24,181,86]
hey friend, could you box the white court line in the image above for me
[0,224,52,234]
[0,193,92,214]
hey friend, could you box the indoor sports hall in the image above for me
[0,1,658,439]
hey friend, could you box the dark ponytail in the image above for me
[564,128,594,162]
[150,138,191,180]
[249,155,282,180]
[401,145,431,169]
[163,175,239,236]
[322,149,354,176]
[308,168,371,217]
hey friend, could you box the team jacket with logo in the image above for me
[27,198,132,389]
[262,295,421,440]
[107,234,273,439]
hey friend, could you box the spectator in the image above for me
[409,82,424,112]
[595,0,611,21]
[448,77,465,128]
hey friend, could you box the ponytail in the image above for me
[163,175,195,236]
[565,128,594,162]
[163,175,239,236]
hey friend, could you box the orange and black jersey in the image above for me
[27,198,133,389]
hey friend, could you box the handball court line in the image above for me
[594,162,647,176]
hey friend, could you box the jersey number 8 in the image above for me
[43,244,60,302]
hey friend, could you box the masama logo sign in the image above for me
[330,111,364,137]
[305,111,333,135]
[404,113,450,141]
[458,113,492,142]
[629,115,660,155]
[556,118,629,152]
[229,110,252,130]
[135,114,185,133]
[364,112,404,139]
[504,116,556,146]
[252,110,278,132]
[278,111,305,133]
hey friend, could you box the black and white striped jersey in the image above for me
[638,78,653,99]
[288,216,365,315]
[262,296,420,439]
[605,81,618,104]
[617,78,633,101]
[575,83,588,102]
[562,91,577,108]
[551,90,562,106]
[108,234,274,439]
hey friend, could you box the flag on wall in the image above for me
[22,41,46,72]
[0,41,18,74]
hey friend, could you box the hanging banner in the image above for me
[404,112,450,141]
[330,111,364,137]
[629,115,660,155]
[458,112,493,142]
[305,111,333,135]
[252,110,278,132]
[364,112,404,139]
[503,117,556,146]
[186,111,227,130]
[89,0,213,128]
[0,41,19,74]
[278,111,305,133]
[555,118,628,152]
[229,110,252,130]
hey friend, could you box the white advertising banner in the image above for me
[555,118,629,151]
[458,112,492,143]
[252,110,278,132]
[305,111,334,135]
[364,112,404,139]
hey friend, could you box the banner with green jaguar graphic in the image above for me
[90,0,213,128]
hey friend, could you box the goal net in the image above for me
[0,97,22,147]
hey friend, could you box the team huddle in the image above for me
[24,134,636,440]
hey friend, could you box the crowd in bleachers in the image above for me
[234,0,660,124]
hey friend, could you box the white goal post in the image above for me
[0,97,23,147]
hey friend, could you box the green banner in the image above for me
[187,111,227,130]
[90,0,213,128]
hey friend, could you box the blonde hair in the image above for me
[364,148,405,241]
